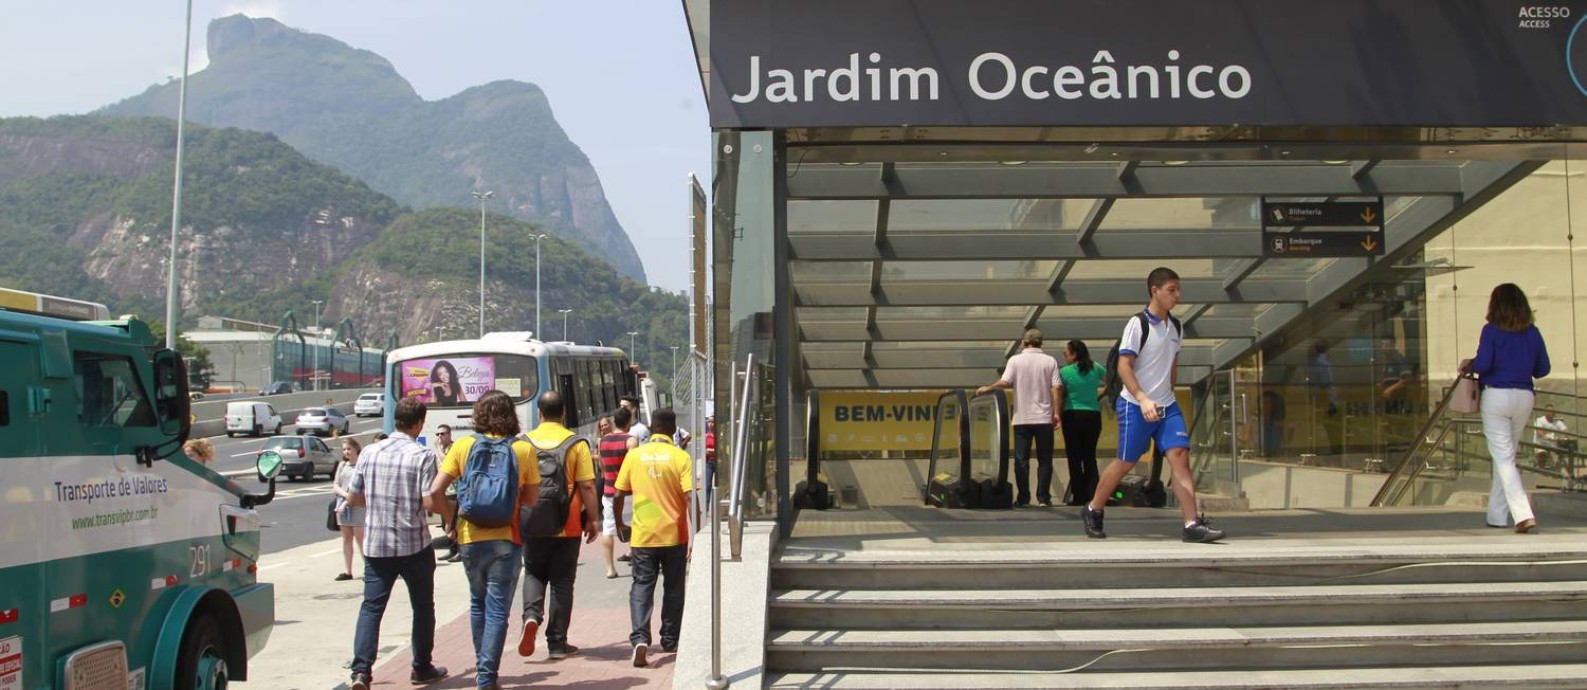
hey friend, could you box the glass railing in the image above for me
[1373,385,1585,506]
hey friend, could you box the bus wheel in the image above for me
[175,614,230,690]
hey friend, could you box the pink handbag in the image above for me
[1449,374,1480,414]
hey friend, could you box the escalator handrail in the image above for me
[806,389,820,488]
[969,388,1012,487]
[926,390,970,493]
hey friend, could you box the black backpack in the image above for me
[519,435,587,538]
[1102,311,1182,414]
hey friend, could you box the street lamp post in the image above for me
[163,0,195,349]
[472,191,495,337]
[627,331,639,363]
[311,300,323,391]
[532,233,548,339]
[558,308,573,342]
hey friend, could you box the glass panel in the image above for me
[1100,197,1260,231]
[890,199,1080,231]
[789,200,878,235]
[790,261,870,282]
[1248,257,1339,278]
[874,306,1029,320]
[1064,259,1220,279]
[1197,303,1272,319]
[884,260,1056,280]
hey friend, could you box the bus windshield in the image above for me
[396,353,538,407]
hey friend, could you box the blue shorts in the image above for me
[1116,399,1190,462]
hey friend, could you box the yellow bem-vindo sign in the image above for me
[819,391,943,453]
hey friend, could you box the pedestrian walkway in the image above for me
[368,538,676,689]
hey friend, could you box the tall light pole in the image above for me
[532,233,548,339]
[558,308,573,342]
[627,331,639,363]
[311,300,323,391]
[472,190,495,337]
[163,0,195,349]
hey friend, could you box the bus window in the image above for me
[603,361,617,414]
[74,352,155,427]
[577,360,595,421]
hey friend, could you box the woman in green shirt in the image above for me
[1057,340,1105,506]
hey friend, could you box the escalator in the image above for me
[925,389,1013,509]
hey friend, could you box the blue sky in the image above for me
[0,1,709,292]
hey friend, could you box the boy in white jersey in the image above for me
[1082,267,1225,543]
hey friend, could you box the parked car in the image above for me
[225,401,282,438]
[295,407,349,436]
[257,435,337,481]
[353,393,385,417]
[259,381,295,396]
[188,391,206,402]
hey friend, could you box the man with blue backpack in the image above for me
[427,390,541,690]
[1086,267,1225,544]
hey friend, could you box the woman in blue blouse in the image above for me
[1459,284,1550,533]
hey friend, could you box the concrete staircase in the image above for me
[764,531,1587,688]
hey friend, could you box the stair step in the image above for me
[771,580,1587,610]
[765,663,1587,689]
[769,620,1587,651]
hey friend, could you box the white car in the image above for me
[353,393,385,417]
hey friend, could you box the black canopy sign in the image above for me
[710,0,1587,128]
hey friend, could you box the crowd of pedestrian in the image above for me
[339,391,699,689]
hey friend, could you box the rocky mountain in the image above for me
[0,115,684,358]
[100,14,647,283]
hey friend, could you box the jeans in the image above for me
[521,537,580,648]
[461,540,522,687]
[352,546,436,676]
[629,544,688,647]
[1012,424,1055,505]
[1059,410,1101,504]
[1481,388,1537,525]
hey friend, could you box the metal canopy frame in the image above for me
[784,147,1542,391]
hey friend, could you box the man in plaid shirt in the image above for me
[345,397,449,689]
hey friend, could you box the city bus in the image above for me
[383,332,637,444]
[0,287,275,690]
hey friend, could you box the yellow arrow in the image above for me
[1361,235,1378,252]
[1361,206,1377,224]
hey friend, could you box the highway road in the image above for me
[199,414,392,555]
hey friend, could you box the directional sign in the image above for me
[1262,199,1385,257]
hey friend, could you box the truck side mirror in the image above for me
[243,451,284,508]
[152,349,192,444]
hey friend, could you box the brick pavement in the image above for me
[368,539,678,689]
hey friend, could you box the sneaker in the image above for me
[334,572,353,581]
[1081,505,1106,539]
[349,672,372,690]
[660,642,678,653]
[517,618,539,657]
[631,643,649,667]
[547,644,580,659]
[1183,516,1226,543]
[1039,500,1054,508]
[409,665,448,685]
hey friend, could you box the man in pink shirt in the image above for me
[977,328,1062,507]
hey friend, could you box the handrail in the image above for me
[1370,375,1468,506]
[925,390,970,507]
[707,355,756,690]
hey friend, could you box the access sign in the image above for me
[1262,199,1385,257]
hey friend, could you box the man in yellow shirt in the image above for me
[613,407,696,667]
[515,391,599,660]
[425,391,540,690]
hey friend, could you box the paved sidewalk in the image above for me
[367,539,677,689]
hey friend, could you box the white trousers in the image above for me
[1480,388,1536,525]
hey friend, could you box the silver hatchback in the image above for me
[258,435,338,481]
[294,407,350,436]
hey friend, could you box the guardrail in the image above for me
[189,389,375,439]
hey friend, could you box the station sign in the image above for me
[1261,199,1385,257]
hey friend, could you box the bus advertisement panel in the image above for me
[398,356,495,406]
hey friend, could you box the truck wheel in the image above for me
[252,424,262,437]
[226,432,235,439]
[274,423,282,435]
[174,613,229,690]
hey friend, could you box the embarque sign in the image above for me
[1261,199,1386,257]
[710,0,1587,128]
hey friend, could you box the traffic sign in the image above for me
[1262,198,1385,257]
